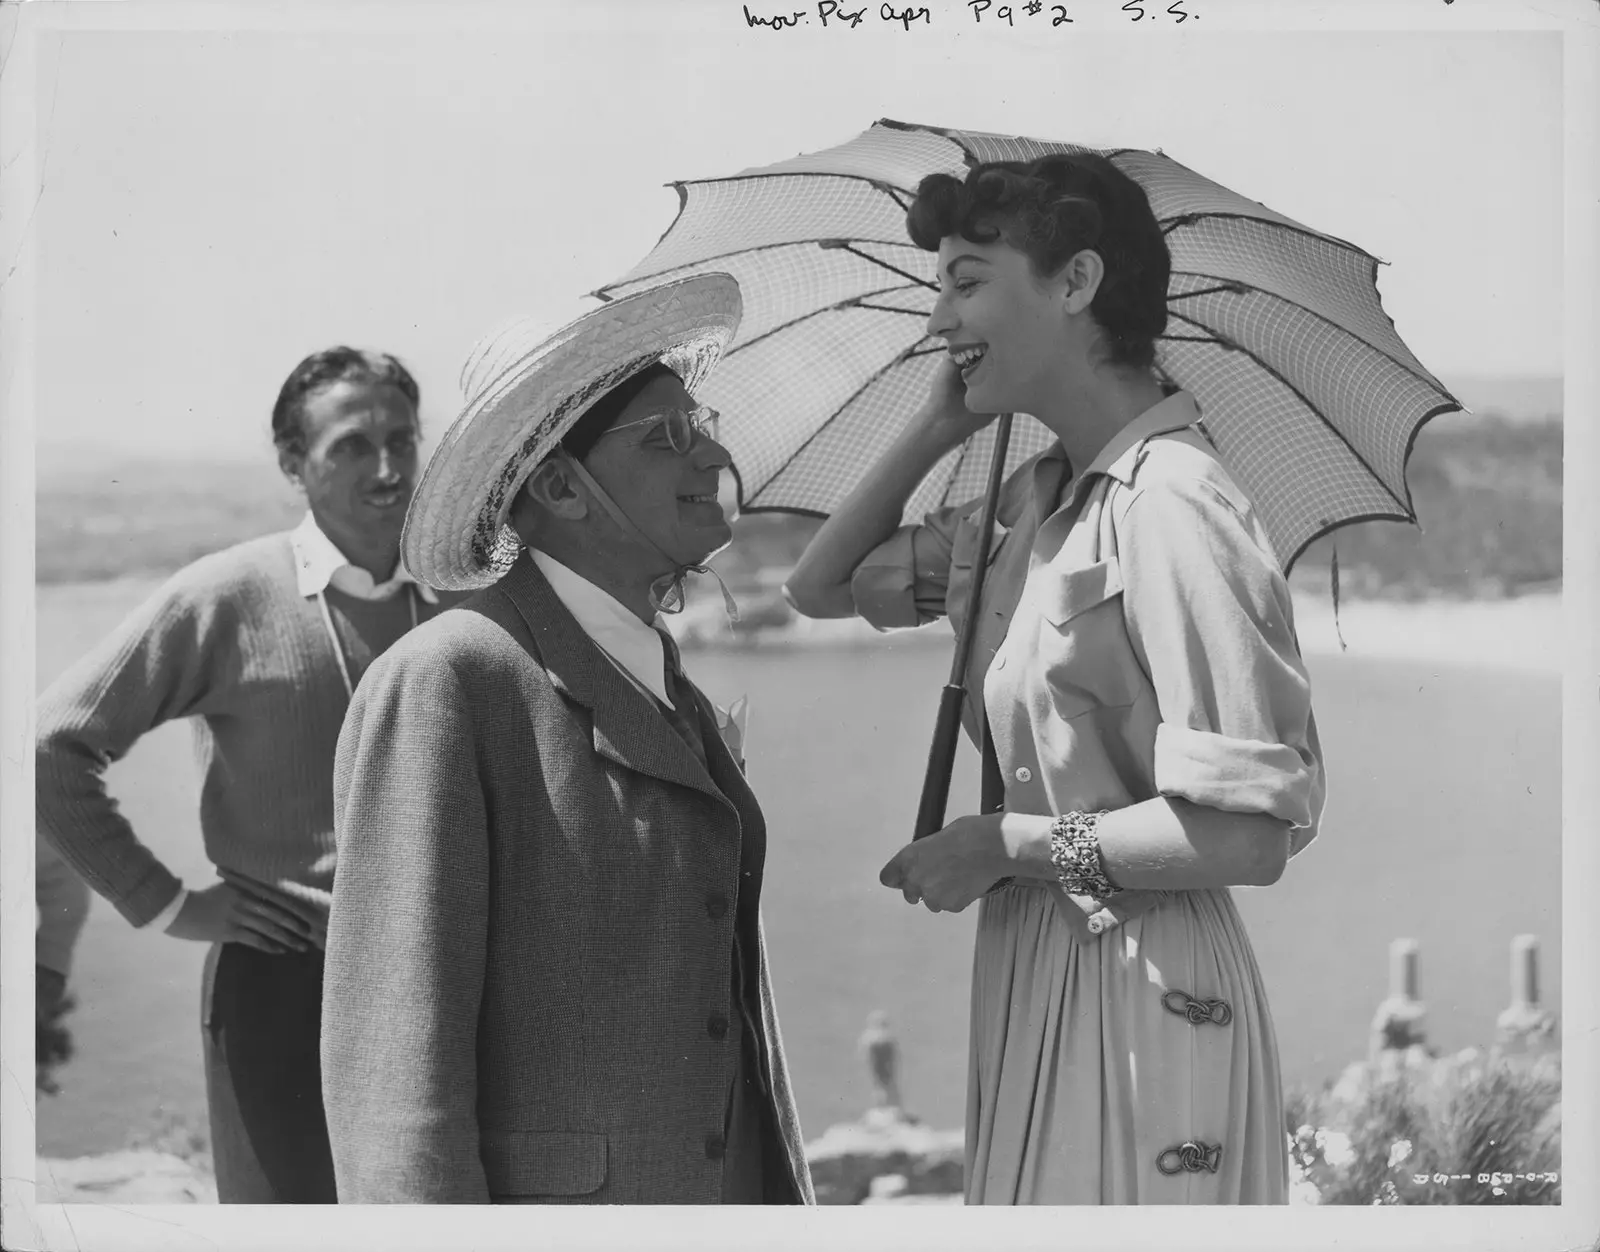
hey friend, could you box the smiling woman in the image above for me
[787,153,1325,1206]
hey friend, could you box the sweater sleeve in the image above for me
[35,833,92,978]
[320,645,492,1204]
[35,569,247,927]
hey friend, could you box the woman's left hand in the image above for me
[879,814,1009,913]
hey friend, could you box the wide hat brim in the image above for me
[402,273,742,592]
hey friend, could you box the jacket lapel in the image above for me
[496,553,733,807]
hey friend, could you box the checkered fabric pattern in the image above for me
[596,119,1459,570]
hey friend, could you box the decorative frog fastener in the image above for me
[1156,1141,1223,1175]
[1161,989,1233,1026]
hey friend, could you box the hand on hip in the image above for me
[166,881,324,953]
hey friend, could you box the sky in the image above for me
[18,7,1569,462]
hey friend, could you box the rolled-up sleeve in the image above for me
[1117,475,1324,842]
[850,505,967,630]
[849,454,1043,629]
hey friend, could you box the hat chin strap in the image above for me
[556,450,740,622]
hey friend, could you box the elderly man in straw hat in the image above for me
[320,273,813,1205]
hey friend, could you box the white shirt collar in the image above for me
[289,512,438,604]
[1089,389,1205,486]
[529,548,675,708]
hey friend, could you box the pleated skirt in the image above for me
[965,881,1288,1205]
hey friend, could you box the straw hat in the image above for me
[402,273,742,591]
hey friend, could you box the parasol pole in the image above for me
[912,413,1013,841]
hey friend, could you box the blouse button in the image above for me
[1087,916,1105,935]
[1014,766,1033,783]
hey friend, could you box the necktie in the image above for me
[655,629,708,768]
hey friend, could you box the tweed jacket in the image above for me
[320,553,813,1204]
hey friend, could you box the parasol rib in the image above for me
[1277,399,1464,573]
[729,332,945,505]
[1160,210,1381,265]
[1167,268,1454,395]
[593,236,928,300]
[821,242,936,290]
[723,281,930,360]
[1165,308,1416,517]
[850,302,933,318]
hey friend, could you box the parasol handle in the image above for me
[912,413,1014,841]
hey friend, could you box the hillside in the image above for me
[1289,412,1562,600]
[36,411,1561,598]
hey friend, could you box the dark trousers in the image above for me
[201,943,337,1203]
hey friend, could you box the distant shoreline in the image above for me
[667,590,1565,673]
[35,578,1561,674]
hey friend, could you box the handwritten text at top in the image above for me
[742,3,933,28]
[740,0,1205,28]
[969,0,1199,22]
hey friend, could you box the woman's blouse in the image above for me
[850,391,1326,925]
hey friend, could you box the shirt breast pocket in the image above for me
[1033,560,1142,720]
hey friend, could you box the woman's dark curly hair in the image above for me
[271,347,421,457]
[906,153,1170,370]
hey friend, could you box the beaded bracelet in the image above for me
[1048,810,1117,900]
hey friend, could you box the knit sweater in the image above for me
[35,532,453,928]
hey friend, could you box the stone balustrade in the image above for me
[34,936,1557,1205]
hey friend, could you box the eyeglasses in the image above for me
[601,405,721,455]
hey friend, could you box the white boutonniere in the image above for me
[713,695,749,771]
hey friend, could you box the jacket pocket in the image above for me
[1032,560,1140,719]
[480,1130,608,1199]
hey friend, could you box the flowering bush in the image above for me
[1286,1046,1560,1205]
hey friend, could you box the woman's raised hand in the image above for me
[914,357,1003,452]
[784,357,1001,620]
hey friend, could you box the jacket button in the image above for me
[705,1134,726,1160]
[707,1013,729,1040]
[705,893,729,920]
[1014,766,1032,783]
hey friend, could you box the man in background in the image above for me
[36,347,454,1203]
